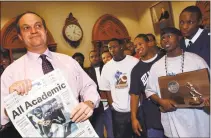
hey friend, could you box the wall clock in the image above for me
[62,13,83,48]
[196,1,210,29]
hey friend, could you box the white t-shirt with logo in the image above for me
[100,55,139,112]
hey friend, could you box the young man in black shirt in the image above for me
[130,34,164,138]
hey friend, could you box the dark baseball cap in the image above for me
[160,27,182,37]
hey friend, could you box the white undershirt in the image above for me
[94,67,101,86]
[141,54,158,63]
[185,28,203,47]
[95,67,109,110]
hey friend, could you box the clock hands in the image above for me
[73,26,76,34]
[74,33,81,36]
[73,28,81,36]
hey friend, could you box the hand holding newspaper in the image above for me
[4,69,99,138]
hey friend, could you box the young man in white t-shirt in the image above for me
[100,38,139,138]
[145,27,209,137]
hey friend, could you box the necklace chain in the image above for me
[165,50,185,76]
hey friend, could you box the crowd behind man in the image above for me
[1,5,210,138]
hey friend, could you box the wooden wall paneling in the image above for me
[1,17,57,62]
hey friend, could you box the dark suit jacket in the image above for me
[86,64,103,92]
[159,11,169,21]
[85,63,104,125]
[180,29,210,67]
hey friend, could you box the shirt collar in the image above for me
[26,48,53,61]
[141,54,158,63]
[185,28,203,46]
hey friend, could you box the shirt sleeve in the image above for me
[1,68,14,125]
[145,64,160,98]
[129,64,141,95]
[195,53,210,70]
[99,65,110,91]
[72,58,100,108]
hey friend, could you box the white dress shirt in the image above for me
[1,49,100,125]
[185,28,203,47]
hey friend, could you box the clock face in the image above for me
[65,24,82,41]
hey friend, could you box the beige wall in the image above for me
[136,1,196,45]
[1,1,196,66]
[1,2,140,67]
[172,1,196,28]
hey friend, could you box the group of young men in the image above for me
[1,5,210,138]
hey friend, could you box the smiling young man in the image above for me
[101,51,112,64]
[100,38,139,138]
[1,11,100,137]
[130,34,164,138]
[145,27,209,137]
[179,6,210,67]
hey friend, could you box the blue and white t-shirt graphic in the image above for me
[114,70,128,89]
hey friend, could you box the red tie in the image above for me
[40,54,54,74]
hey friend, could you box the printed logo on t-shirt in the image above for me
[114,70,128,89]
[141,71,150,86]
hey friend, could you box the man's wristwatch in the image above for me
[86,100,94,109]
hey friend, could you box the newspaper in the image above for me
[4,69,99,138]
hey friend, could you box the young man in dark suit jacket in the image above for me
[86,50,105,138]
[179,6,210,67]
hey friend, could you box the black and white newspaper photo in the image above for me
[4,69,99,137]
[26,97,79,138]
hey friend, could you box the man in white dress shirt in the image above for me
[1,11,100,137]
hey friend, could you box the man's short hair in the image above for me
[181,6,202,21]
[146,33,156,41]
[124,48,131,52]
[89,50,100,57]
[108,38,123,45]
[15,11,47,34]
[135,34,149,42]
[126,41,133,45]
[101,50,112,56]
[72,52,85,61]
[160,27,182,37]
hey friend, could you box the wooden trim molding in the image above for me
[1,17,57,62]
[92,14,130,42]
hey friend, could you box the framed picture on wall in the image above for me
[150,1,174,34]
